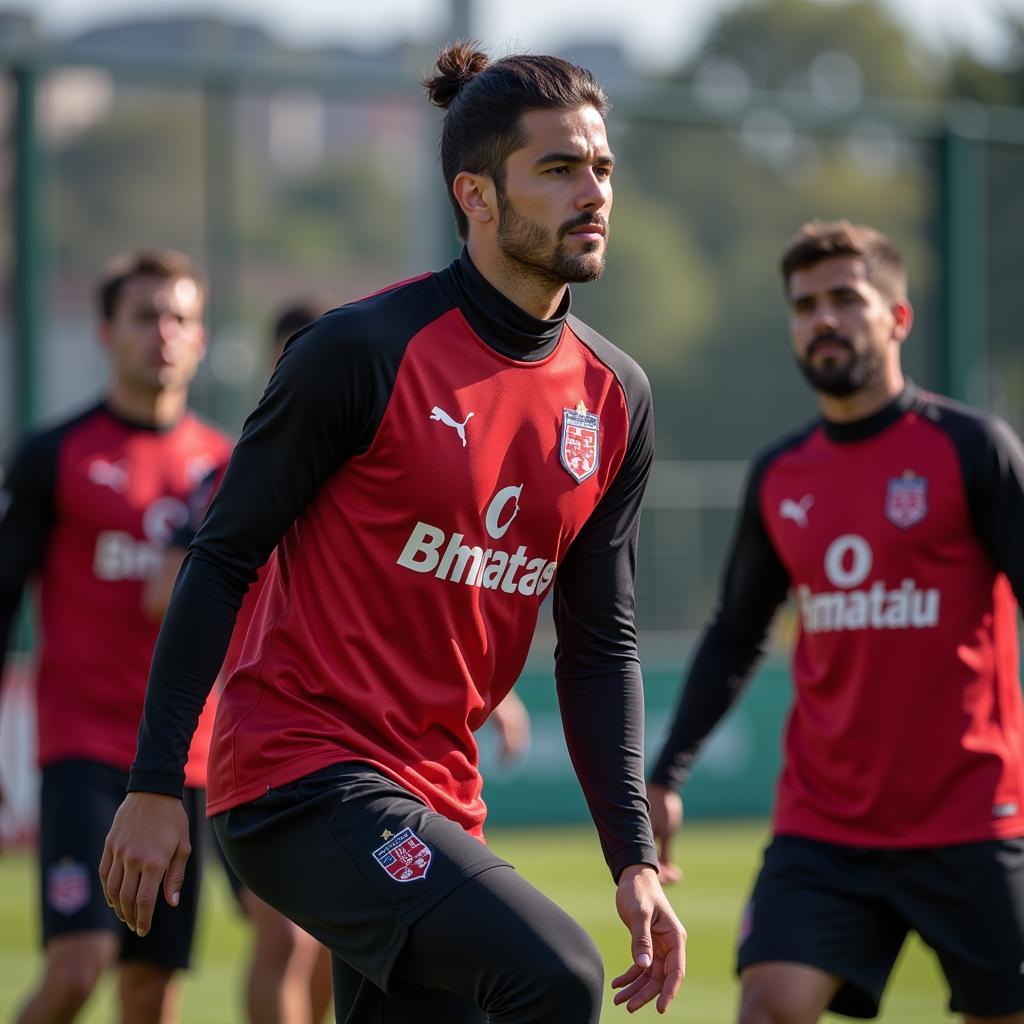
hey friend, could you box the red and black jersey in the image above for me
[651,384,1024,847]
[0,403,231,784]
[130,253,657,879]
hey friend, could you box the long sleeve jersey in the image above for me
[0,403,231,784]
[129,253,658,880]
[651,383,1024,847]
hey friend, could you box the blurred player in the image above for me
[0,250,231,1023]
[101,42,685,1023]
[649,221,1024,1023]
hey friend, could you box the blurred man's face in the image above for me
[788,256,904,397]
[102,275,206,396]
[495,105,613,286]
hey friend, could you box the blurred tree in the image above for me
[946,12,1024,105]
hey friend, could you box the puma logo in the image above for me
[430,406,474,447]
[779,494,814,528]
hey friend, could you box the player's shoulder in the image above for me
[286,271,451,364]
[565,313,651,402]
[908,384,1019,454]
[6,401,107,466]
[749,419,820,480]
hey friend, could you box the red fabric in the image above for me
[35,409,231,785]
[760,409,1023,846]
[207,313,631,832]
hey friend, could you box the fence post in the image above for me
[936,107,988,405]
[12,61,43,432]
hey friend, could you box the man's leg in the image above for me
[15,932,118,1024]
[18,761,127,1023]
[215,764,602,1024]
[118,964,180,1024]
[737,962,841,1024]
[736,837,907,1023]
[894,839,1024,1023]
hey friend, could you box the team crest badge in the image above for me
[560,402,600,484]
[372,827,432,883]
[47,858,90,916]
[885,471,928,529]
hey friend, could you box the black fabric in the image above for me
[0,406,101,685]
[214,763,603,1023]
[332,861,604,1024]
[39,760,204,970]
[738,834,1024,1020]
[909,385,1024,605]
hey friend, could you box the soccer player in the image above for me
[0,250,232,1023]
[648,220,1024,1024]
[100,42,686,1024]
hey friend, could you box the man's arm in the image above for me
[0,432,60,691]
[958,413,1024,604]
[647,451,791,879]
[553,366,684,1014]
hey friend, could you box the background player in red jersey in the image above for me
[0,250,231,1023]
[100,42,685,1023]
[648,220,1024,1024]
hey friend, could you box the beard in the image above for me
[796,335,883,397]
[495,187,608,286]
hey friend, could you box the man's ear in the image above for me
[453,171,496,227]
[892,299,913,343]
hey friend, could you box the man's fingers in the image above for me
[631,913,653,971]
[104,858,126,921]
[117,865,142,931]
[611,962,644,990]
[163,843,191,910]
[658,859,683,885]
[133,867,163,937]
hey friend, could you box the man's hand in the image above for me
[611,864,686,1014]
[489,691,531,765]
[98,792,191,937]
[647,782,684,885]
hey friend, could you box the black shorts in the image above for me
[737,834,1024,1019]
[39,759,205,970]
[213,762,508,992]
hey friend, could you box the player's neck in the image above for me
[106,382,188,429]
[817,367,905,425]
[465,239,568,321]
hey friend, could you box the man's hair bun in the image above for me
[423,41,490,110]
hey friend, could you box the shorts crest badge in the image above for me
[560,401,600,484]
[885,471,928,529]
[47,857,90,916]
[372,827,432,882]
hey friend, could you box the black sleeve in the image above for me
[0,430,60,684]
[648,449,792,792]
[552,361,656,882]
[956,414,1024,605]
[129,311,402,796]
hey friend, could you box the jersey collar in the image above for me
[443,249,569,362]
[820,382,918,444]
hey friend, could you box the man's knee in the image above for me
[42,933,116,1010]
[738,962,838,1024]
[119,962,178,1024]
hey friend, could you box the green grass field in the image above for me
[0,821,955,1022]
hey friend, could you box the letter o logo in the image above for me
[824,534,873,589]
[485,484,522,540]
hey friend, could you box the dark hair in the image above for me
[423,41,610,239]
[780,220,906,301]
[98,248,204,322]
[271,300,326,348]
